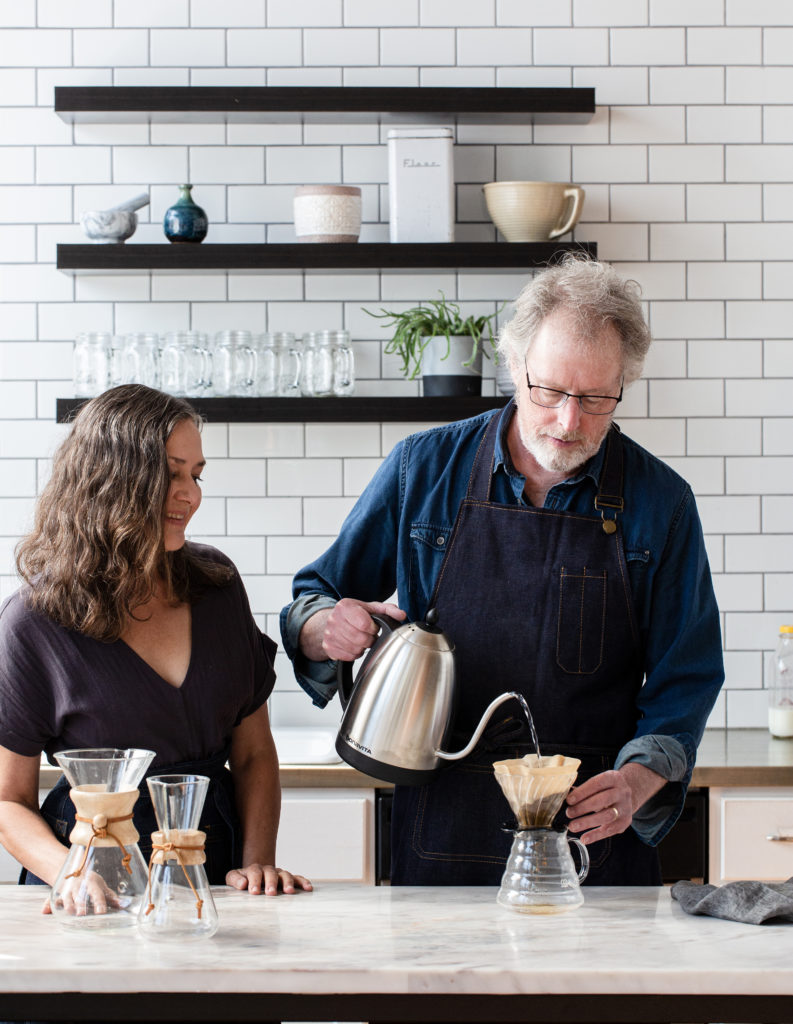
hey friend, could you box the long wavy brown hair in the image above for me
[16,384,233,642]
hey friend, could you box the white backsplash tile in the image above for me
[0,1,787,727]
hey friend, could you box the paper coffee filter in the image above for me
[493,753,581,828]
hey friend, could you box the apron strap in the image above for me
[466,404,509,501]
[594,425,625,533]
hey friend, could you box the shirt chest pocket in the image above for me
[409,523,452,610]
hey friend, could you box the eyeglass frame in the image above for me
[524,357,624,417]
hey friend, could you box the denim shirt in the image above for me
[281,403,724,845]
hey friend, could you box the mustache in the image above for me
[541,430,584,443]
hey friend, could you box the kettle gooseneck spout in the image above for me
[435,691,526,762]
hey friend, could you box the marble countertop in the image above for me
[0,883,791,996]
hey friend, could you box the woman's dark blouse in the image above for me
[0,543,276,767]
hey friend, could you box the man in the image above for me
[280,257,724,886]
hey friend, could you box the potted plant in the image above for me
[363,292,503,396]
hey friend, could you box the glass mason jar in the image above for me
[327,329,355,397]
[160,332,211,397]
[300,331,334,397]
[252,333,278,396]
[274,332,302,397]
[212,330,256,397]
[118,332,161,389]
[254,332,302,397]
[73,333,113,397]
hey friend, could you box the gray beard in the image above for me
[515,416,609,474]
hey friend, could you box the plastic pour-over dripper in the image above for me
[138,774,218,941]
[493,753,581,829]
[49,748,155,930]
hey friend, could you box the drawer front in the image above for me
[709,788,793,884]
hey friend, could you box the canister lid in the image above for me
[780,625,793,634]
[387,127,453,139]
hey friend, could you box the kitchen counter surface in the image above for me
[0,883,790,1022]
[37,728,793,790]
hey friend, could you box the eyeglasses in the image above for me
[525,364,623,416]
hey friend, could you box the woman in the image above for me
[0,384,311,901]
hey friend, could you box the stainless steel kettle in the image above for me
[335,610,524,785]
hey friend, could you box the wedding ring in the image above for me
[611,806,619,820]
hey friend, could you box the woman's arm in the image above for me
[0,745,69,887]
[225,704,312,896]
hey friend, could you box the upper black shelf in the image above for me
[56,241,596,275]
[54,86,595,125]
[56,395,510,424]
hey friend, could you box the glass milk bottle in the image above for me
[769,625,793,739]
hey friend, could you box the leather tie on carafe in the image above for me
[66,811,135,879]
[145,829,207,919]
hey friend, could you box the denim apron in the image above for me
[390,415,661,886]
[23,746,240,887]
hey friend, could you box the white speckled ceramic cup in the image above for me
[294,184,362,242]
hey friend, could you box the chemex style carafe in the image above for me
[138,774,218,941]
[335,610,526,785]
[49,747,155,930]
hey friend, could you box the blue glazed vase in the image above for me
[163,184,208,244]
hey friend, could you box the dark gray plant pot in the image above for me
[420,335,483,397]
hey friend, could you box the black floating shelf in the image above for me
[56,241,596,275]
[57,395,510,425]
[54,86,595,125]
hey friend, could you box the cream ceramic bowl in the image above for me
[483,181,585,243]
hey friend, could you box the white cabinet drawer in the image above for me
[277,788,375,884]
[709,787,793,884]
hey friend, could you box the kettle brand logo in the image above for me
[343,732,372,756]
[402,158,441,168]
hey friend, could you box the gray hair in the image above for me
[497,257,652,386]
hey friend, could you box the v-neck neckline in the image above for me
[118,604,197,691]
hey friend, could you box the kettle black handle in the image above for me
[336,613,401,710]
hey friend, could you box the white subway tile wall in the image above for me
[0,1,790,730]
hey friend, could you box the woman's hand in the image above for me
[226,863,313,895]
[47,869,123,916]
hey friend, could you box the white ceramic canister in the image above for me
[387,127,454,243]
[293,185,362,243]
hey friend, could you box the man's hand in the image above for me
[301,598,406,662]
[565,763,666,845]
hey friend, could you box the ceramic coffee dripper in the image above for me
[493,753,589,914]
[49,748,155,930]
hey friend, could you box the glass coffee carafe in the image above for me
[497,825,589,914]
[49,748,155,930]
[493,753,589,914]
[138,774,218,941]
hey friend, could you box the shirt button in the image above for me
[436,536,445,546]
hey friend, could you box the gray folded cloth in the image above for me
[671,877,793,924]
